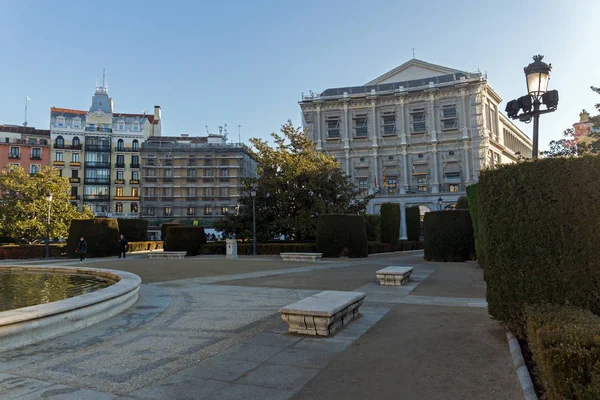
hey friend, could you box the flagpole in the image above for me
[24,96,29,127]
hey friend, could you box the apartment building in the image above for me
[0,125,51,172]
[300,59,532,238]
[140,135,257,232]
[50,80,161,215]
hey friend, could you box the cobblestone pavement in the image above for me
[0,252,519,399]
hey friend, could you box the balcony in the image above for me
[115,163,126,168]
[69,195,80,200]
[130,179,140,185]
[187,177,197,182]
[84,145,111,152]
[70,161,81,167]
[144,177,157,182]
[83,194,110,202]
[186,196,198,201]
[30,155,42,160]
[163,177,173,183]
[113,196,140,201]
[69,177,80,183]
[115,146,139,152]
[143,196,158,202]
[8,154,20,159]
[85,127,112,133]
[54,144,82,150]
[84,161,111,168]
[52,161,65,166]
[84,178,110,185]
[130,163,140,168]
[114,179,125,184]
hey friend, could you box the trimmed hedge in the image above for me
[117,219,148,242]
[406,206,421,241]
[367,240,423,254]
[466,184,483,265]
[479,156,600,332]
[0,245,64,260]
[364,215,380,242]
[316,215,368,258]
[201,242,316,255]
[526,304,600,399]
[164,226,206,256]
[128,241,163,252]
[456,196,469,210]
[161,223,180,241]
[423,210,475,262]
[67,219,120,258]
[380,203,400,244]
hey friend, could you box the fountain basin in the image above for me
[0,265,141,352]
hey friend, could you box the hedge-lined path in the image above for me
[0,252,520,399]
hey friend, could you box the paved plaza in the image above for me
[0,252,520,399]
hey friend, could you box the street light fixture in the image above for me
[437,197,443,211]
[505,55,559,159]
[250,186,257,256]
[45,192,52,259]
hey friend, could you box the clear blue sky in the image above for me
[1,0,598,149]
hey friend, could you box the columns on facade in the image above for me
[371,100,379,191]
[400,203,407,240]
[401,147,408,193]
[342,101,351,176]
[315,104,322,151]
[431,143,440,193]
[428,94,439,193]
[396,98,407,145]
[463,141,471,182]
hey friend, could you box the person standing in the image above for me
[118,234,129,259]
[77,237,87,262]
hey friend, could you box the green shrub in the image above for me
[316,215,368,258]
[161,223,180,241]
[200,242,316,255]
[479,156,600,332]
[456,196,469,210]
[66,219,120,258]
[423,210,475,262]
[466,184,483,265]
[364,215,380,242]
[0,244,64,259]
[379,204,400,244]
[406,206,421,241]
[525,304,600,399]
[127,241,163,252]
[117,219,148,242]
[164,226,206,256]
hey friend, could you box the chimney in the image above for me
[154,106,161,122]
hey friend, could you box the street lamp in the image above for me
[45,192,52,258]
[505,55,559,159]
[437,197,443,211]
[250,186,257,256]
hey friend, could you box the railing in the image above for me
[114,179,125,184]
[69,177,80,183]
[83,195,110,201]
[8,154,20,159]
[84,178,110,185]
[187,177,197,182]
[84,161,111,168]
[115,163,125,168]
[130,163,140,168]
[144,177,157,182]
[70,162,81,167]
[186,196,198,201]
[143,197,158,202]
[54,144,82,150]
[69,195,80,200]
[85,127,112,133]
[30,155,42,160]
[84,145,111,152]
[114,146,139,152]
[163,177,173,182]
[130,179,140,184]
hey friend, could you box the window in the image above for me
[448,151,455,156]
[205,169,213,177]
[410,108,426,133]
[72,169,78,178]
[147,168,156,177]
[117,139,124,151]
[165,158,173,166]
[117,170,124,180]
[220,187,229,197]
[359,157,365,162]
[131,203,138,213]
[220,159,229,166]
[163,187,173,197]
[494,152,501,165]
[71,186,78,196]
[204,159,213,166]
[30,164,40,174]
[132,139,139,151]
[488,149,494,166]
[55,152,63,161]
[132,171,139,180]
[388,156,394,160]
[132,120,140,131]
[205,187,214,197]
[88,124,95,131]
[187,207,196,216]
[449,184,460,193]
[55,136,64,148]
[417,176,428,192]
[165,169,172,178]
[188,157,196,166]
[31,148,41,159]
[116,154,125,166]
[326,117,340,138]
[115,203,123,213]
[188,187,197,196]
[103,124,110,132]
[72,153,80,162]
[132,155,140,166]
[418,153,424,159]
[73,118,81,128]
[221,206,229,215]
[353,115,368,137]
[163,207,172,216]
[116,187,123,197]
[441,104,458,130]
[386,177,398,194]
[28,138,36,145]
[204,206,212,216]
[56,116,65,127]
[382,112,396,135]
[58,169,63,177]
[144,207,155,216]
[73,137,80,147]
[221,169,229,177]
[358,178,368,196]
[444,172,461,181]
[188,169,196,177]
[132,187,139,197]
[147,157,155,166]
[118,121,125,131]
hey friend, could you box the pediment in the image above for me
[366,59,463,85]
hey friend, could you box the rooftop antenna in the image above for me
[238,125,241,144]
[205,125,209,134]
[102,68,107,90]
[218,125,223,136]
[223,124,228,140]
[23,96,31,127]
[412,48,415,59]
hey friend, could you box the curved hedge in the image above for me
[379,203,400,244]
[164,226,206,256]
[117,218,148,242]
[479,156,600,333]
[406,206,421,241]
[423,210,474,262]
[364,215,380,242]
[466,184,483,265]
[316,215,367,258]
[66,218,120,258]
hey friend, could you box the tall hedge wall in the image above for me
[316,215,368,258]
[456,196,469,210]
[66,219,120,258]
[364,215,380,242]
[423,210,475,262]
[466,184,483,265]
[479,156,600,332]
[164,226,207,256]
[117,218,148,242]
[379,203,400,244]
[161,223,180,241]
[406,206,421,241]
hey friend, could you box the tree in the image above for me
[0,166,93,243]
[543,86,600,157]
[215,121,374,241]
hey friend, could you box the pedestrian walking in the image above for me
[118,234,129,259]
[76,236,87,261]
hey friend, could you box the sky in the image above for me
[1,0,599,150]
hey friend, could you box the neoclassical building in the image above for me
[50,81,161,217]
[300,59,532,238]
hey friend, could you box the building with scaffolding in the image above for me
[139,134,257,236]
[50,76,161,217]
[299,59,532,238]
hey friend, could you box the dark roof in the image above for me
[319,72,476,97]
[0,125,50,135]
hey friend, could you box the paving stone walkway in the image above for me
[0,252,520,399]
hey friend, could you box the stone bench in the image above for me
[280,252,323,262]
[279,290,366,336]
[148,251,187,260]
[376,266,414,286]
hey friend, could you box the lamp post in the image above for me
[45,192,52,258]
[437,197,443,211]
[250,186,257,256]
[505,55,559,159]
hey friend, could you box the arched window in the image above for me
[132,139,139,151]
[117,139,124,151]
[131,203,138,213]
[72,137,80,148]
[55,136,64,148]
